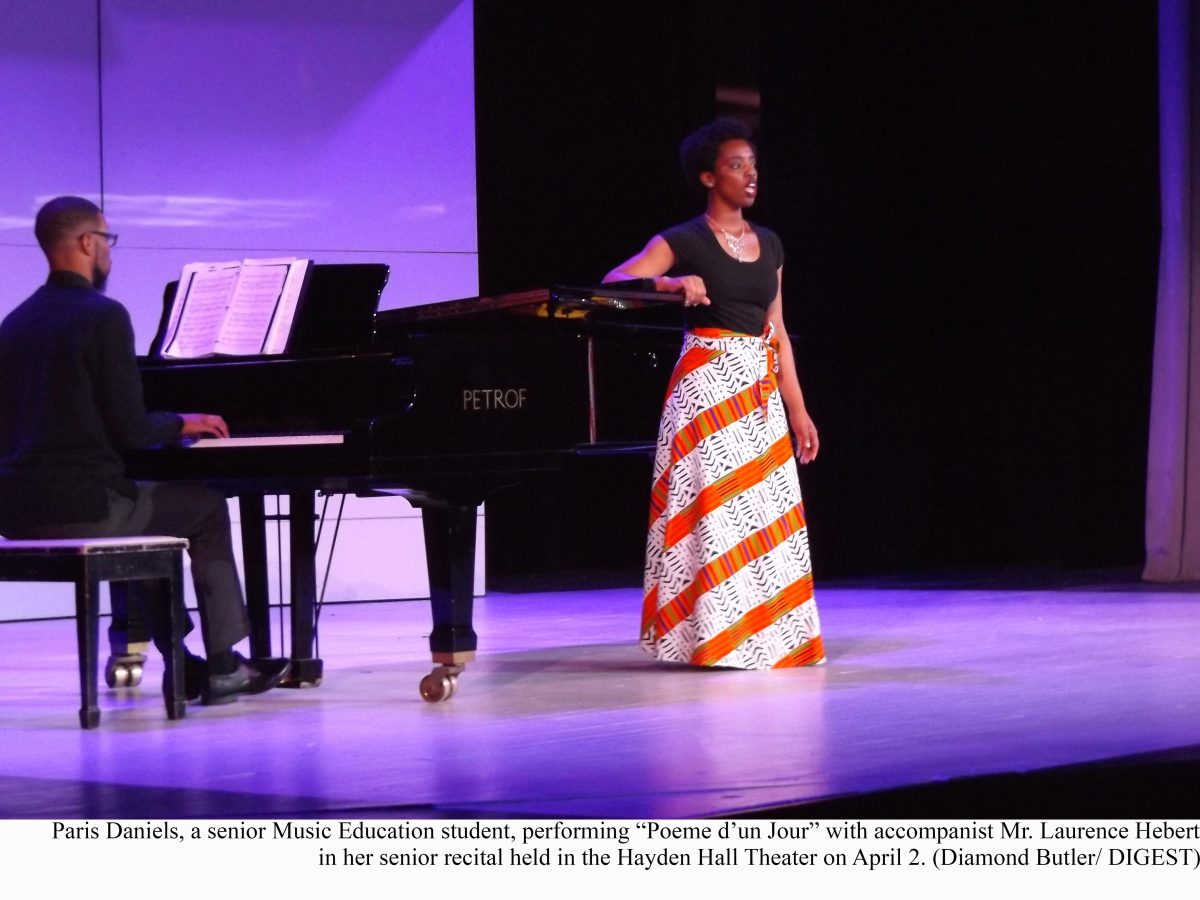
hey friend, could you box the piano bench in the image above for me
[0,537,189,729]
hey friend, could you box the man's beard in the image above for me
[92,264,108,292]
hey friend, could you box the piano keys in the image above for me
[183,433,346,449]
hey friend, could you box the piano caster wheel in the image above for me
[419,665,462,703]
[105,654,146,689]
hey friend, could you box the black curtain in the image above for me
[760,1,1159,575]
[475,0,1160,584]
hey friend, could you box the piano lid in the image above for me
[551,280,686,312]
[288,263,389,353]
[377,279,682,325]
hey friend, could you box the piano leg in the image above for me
[417,501,478,702]
[237,492,323,687]
[237,494,272,660]
[282,490,323,686]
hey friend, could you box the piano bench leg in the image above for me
[419,664,465,703]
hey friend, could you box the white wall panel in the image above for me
[100,0,476,259]
[0,1,101,313]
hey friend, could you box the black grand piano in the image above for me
[126,265,683,700]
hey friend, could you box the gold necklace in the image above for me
[705,214,746,261]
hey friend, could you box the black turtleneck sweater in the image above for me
[0,271,182,531]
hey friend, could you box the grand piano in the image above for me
[125,265,684,700]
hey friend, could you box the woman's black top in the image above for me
[660,216,785,335]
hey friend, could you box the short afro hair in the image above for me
[34,196,103,253]
[679,117,755,192]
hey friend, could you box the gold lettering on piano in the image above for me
[462,388,528,411]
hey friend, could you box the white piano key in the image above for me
[184,433,346,449]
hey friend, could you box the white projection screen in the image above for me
[0,0,478,342]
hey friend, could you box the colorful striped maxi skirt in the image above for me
[641,327,825,669]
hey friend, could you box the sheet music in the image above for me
[214,258,291,355]
[263,257,312,354]
[159,257,311,358]
[162,261,241,358]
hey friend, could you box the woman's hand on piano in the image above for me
[179,413,230,440]
[662,275,710,307]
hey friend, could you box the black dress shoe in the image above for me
[201,654,291,706]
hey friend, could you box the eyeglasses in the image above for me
[86,231,119,248]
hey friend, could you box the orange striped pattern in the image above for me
[640,584,659,639]
[690,574,815,666]
[652,503,807,639]
[663,346,725,400]
[671,382,765,461]
[642,327,822,668]
[663,434,795,550]
[772,635,826,668]
[647,381,766,523]
[692,326,779,378]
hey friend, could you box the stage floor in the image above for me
[2,577,1199,819]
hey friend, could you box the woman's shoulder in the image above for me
[753,222,785,266]
[658,216,708,248]
[752,222,783,250]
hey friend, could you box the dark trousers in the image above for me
[10,483,249,657]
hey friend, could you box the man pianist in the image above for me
[0,196,289,706]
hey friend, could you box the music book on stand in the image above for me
[158,257,313,358]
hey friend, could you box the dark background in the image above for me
[473,0,1160,584]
